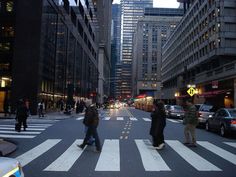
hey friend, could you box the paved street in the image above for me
[1,107,236,177]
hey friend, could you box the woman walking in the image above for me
[150,101,166,150]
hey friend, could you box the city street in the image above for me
[1,107,236,177]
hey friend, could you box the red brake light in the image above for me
[198,112,202,117]
[231,120,236,124]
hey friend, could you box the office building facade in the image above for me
[120,0,153,99]
[111,4,121,99]
[132,8,183,98]
[162,0,236,107]
[0,0,99,114]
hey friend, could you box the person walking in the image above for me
[38,100,45,117]
[183,99,198,147]
[15,99,28,132]
[78,103,101,152]
[150,101,166,150]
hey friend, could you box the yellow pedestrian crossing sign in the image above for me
[187,87,196,97]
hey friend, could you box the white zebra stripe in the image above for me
[0,130,41,134]
[95,139,120,171]
[44,139,84,171]
[103,117,111,120]
[0,134,35,138]
[129,117,138,121]
[166,140,221,171]
[224,142,236,148]
[143,118,151,122]
[16,139,61,166]
[197,141,236,165]
[76,117,84,120]
[117,117,124,121]
[0,127,45,131]
[135,139,170,171]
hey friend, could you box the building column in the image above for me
[98,48,104,104]
[234,78,236,107]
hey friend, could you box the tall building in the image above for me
[95,0,113,104]
[120,0,153,99]
[111,4,121,99]
[0,0,99,114]
[132,8,183,99]
[162,0,236,107]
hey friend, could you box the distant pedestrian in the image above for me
[150,101,166,150]
[38,100,45,117]
[3,98,10,117]
[183,99,198,147]
[15,99,28,132]
[78,103,101,152]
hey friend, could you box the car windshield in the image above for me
[228,109,236,117]
[173,106,183,110]
[201,105,213,112]
[195,104,201,110]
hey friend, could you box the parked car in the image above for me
[206,108,236,136]
[166,105,185,119]
[0,157,24,177]
[196,104,216,126]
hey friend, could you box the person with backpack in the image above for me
[78,103,101,152]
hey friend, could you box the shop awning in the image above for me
[198,89,232,97]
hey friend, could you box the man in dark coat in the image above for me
[16,99,28,132]
[150,101,166,150]
[78,104,101,152]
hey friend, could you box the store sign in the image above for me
[187,87,196,97]
[212,81,218,89]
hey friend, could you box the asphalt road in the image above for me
[1,107,236,177]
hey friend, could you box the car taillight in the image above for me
[198,112,202,117]
[231,120,236,124]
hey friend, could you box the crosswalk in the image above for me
[76,116,152,122]
[76,116,182,123]
[0,123,53,139]
[13,139,236,172]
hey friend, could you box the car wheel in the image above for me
[205,121,210,131]
[220,125,226,137]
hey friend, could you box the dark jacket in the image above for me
[184,105,198,125]
[83,106,99,127]
[150,108,166,136]
[16,104,28,121]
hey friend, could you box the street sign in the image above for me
[187,87,196,97]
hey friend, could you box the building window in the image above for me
[0,42,11,51]
[6,1,14,12]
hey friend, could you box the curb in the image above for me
[0,139,17,156]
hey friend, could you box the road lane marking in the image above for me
[0,125,51,128]
[16,139,61,166]
[117,117,124,121]
[44,140,84,171]
[129,117,137,121]
[224,142,236,148]
[103,117,111,120]
[167,119,181,123]
[0,127,45,131]
[0,134,35,138]
[95,139,120,171]
[166,140,221,171]
[143,118,151,122]
[197,141,236,165]
[0,130,41,134]
[76,117,84,120]
[135,139,170,171]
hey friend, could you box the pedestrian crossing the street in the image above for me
[14,139,236,172]
[0,123,53,139]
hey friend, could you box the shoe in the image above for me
[155,143,165,150]
[77,144,84,150]
[189,143,197,147]
[95,149,101,153]
[183,142,190,145]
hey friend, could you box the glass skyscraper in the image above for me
[120,0,153,98]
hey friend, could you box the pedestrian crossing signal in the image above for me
[187,87,196,97]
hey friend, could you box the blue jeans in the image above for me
[82,126,101,150]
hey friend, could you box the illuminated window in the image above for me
[0,42,11,51]
[6,1,14,12]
